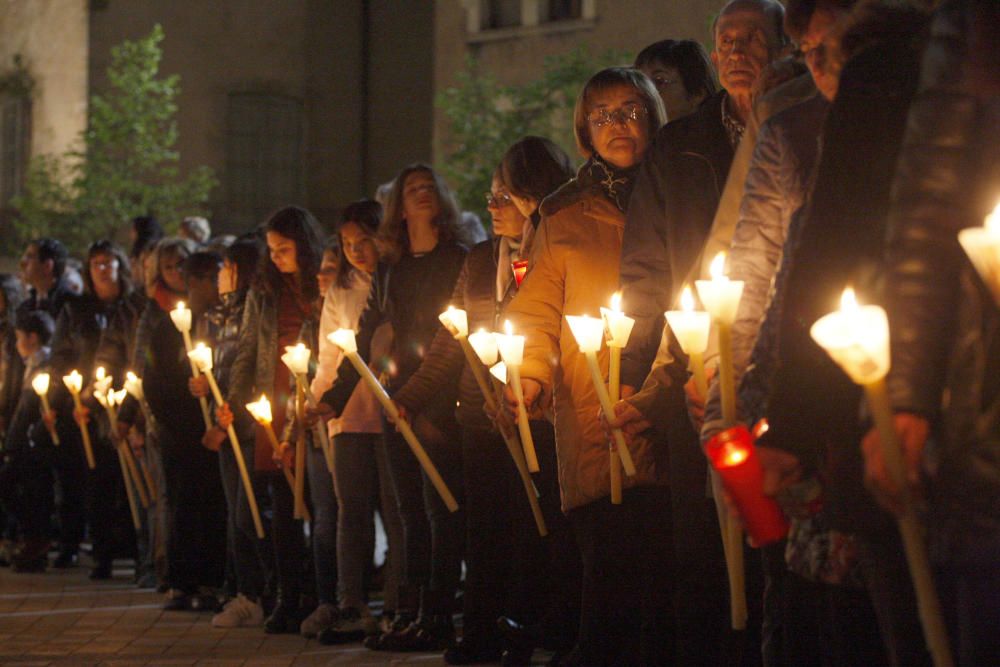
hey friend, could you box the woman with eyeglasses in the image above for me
[502,68,674,665]
[320,164,467,652]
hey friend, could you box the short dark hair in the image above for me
[336,199,382,289]
[83,240,133,297]
[713,0,789,49]
[182,251,223,283]
[573,67,667,160]
[634,39,719,100]
[224,236,262,293]
[15,309,55,344]
[500,136,575,205]
[784,0,857,42]
[30,238,68,279]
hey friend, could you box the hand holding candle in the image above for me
[440,309,547,536]
[812,288,952,667]
[188,342,265,538]
[31,372,59,445]
[247,394,311,523]
[600,293,636,503]
[62,370,95,469]
[170,301,212,430]
[958,200,1000,307]
[281,343,335,478]
[665,285,711,398]
[495,321,540,473]
[329,328,458,512]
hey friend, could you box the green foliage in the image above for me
[10,24,216,254]
[436,46,629,224]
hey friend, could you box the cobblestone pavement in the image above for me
[0,561,449,666]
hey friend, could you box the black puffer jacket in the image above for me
[884,0,1000,556]
[393,238,513,430]
[619,91,735,389]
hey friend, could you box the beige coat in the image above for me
[505,178,669,512]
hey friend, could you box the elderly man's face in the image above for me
[712,5,781,96]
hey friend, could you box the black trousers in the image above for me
[160,426,226,592]
[261,469,310,604]
[0,449,53,542]
[51,431,86,551]
[568,485,675,666]
[85,435,134,564]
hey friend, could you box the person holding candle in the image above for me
[223,206,324,634]
[134,237,226,606]
[46,241,146,578]
[303,200,401,642]
[870,2,1000,663]
[502,68,673,665]
[389,141,574,664]
[0,310,56,572]
[321,165,467,652]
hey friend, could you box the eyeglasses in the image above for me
[485,191,513,208]
[588,103,647,128]
[89,260,119,271]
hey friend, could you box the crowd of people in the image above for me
[0,0,996,664]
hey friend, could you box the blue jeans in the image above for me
[306,440,338,605]
[219,435,270,599]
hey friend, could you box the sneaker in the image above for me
[212,594,265,628]
[317,606,378,645]
[300,602,339,638]
[163,588,191,611]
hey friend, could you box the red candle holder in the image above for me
[512,259,529,287]
[706,425,789,546]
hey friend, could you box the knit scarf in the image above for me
[584,155,640,213]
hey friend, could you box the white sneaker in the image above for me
[300,602,339,638]
[211,594,264,628]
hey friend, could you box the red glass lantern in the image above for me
[511,259,529,287]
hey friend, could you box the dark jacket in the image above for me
[1,348,54,459]
[94,291,149,381]
[758,27,927,535]
[619,90,735,389]
[323,241,466,428]
[393,239,512,430]
[883,0,1000,558]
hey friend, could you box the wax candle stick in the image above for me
[440,309,547,536]
[98,385,150,509]
[601,293,636,504]
[495,321,540,473]
[292,380,308,520]
[958,201,1000,306]
[812,288,953,667]
[328,329,458,512]
[62,371,95,469]
[94,384,142,528]
[31,372,60,445]
[566,315,638,482]
[695,253,748,630]
[170,301,213,430]
[188,343,266,539]
[123,371,158,497]
[665,285,711,397]
[247,394,312,523]
[281,343,335,476]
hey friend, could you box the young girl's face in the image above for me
[340,222,378,275]
[402,171,441,223]
[266,231,299,275]
[159,251,187,293]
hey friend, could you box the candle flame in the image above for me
[504,320,513,336]
[126,371,138,383]
[709,252,727,280]
[724,446,749,467]
[95,366,106,381]
[176,301,185,311]
[840,287,859,314]
[680,285,695,312]
[246,394,273,424]
[610,292,621,313]
[31,373,50,396]
[986,200,1000,234]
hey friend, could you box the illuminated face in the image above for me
[88,252,120,295]
[340,221,378,275]
[266,231,299,275]
[711,5,780,97]
[402,171,441,223]
[587,85,652,169]
[638,62,705,122]
[800,8,844,101]
[487,176,526,239]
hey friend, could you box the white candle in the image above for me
[599,293,635,504]
[600,292,635,349]
[695,252,744,327]
[282,343,335,475]
[328,328,459,512]
[246,393,274,425]
[468,329,499,367]
[246,393,312,523]
[565,315,637,477]
[811,288,952,667]
[439,306,469,338]
[958,201,1000,306]
[489,362,507,385]
[169,301,192,333]
[62,370,94,468]
[124,371,144,401]
[281,343,311,376]
[188,342,265,538]
[31,372,59,445]
[495,321,538,472]
[665,285,711,396]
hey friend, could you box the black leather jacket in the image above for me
[884,0,1000,557]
